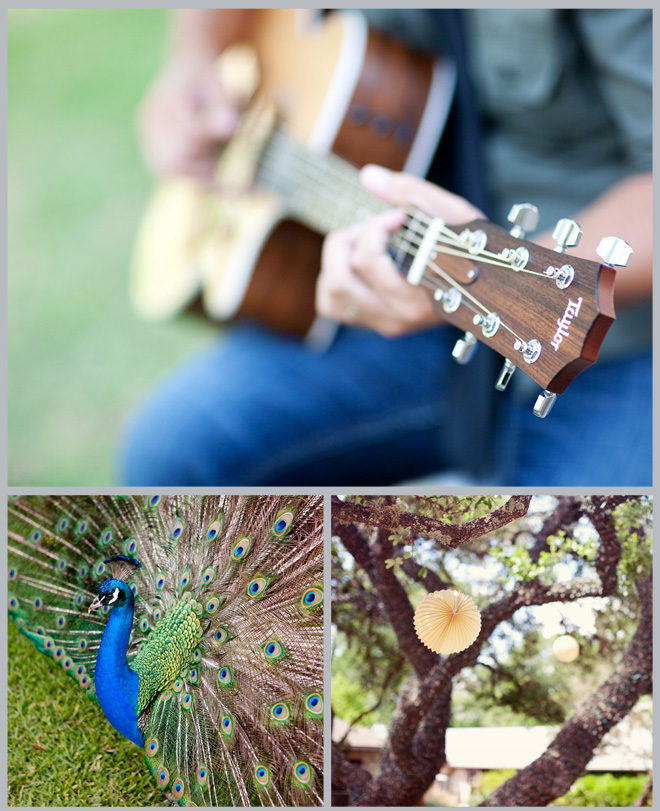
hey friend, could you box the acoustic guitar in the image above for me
[130,9,455,336]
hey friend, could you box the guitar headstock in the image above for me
[391,204,632,417]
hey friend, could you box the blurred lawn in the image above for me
[8,9,216,485]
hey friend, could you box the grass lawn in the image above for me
[8,621,163,805]
[8,9,216,485]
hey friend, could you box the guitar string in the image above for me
[390,228,529,345]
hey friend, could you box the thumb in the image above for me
[360,164,483,224]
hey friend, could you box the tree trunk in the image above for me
[480,576,652,806]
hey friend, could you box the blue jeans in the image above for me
[118,323,651,487]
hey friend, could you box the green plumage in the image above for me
[7,495,324,806]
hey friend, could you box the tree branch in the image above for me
[331,496,532,548]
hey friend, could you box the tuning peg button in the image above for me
[495,359,516,391]
[533,390,557,418]
[452,332,478,365]
[552,219,582,253]
[596,237,633,268]
[507,203,539,239]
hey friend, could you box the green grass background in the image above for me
[8,9,216,485]
[8,621,163,805]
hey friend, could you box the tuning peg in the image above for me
[596,236,633,268]
[452,332,478,365]
[495,359,516,391]
[507,203,539,239]
[533,390,557,418]
[552,219,582,253]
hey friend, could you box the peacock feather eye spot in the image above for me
[221,714,233,737]
[95,562,105,576]
[33,597,42,610]
[80,675,89,687]
[247,576,268,598]
[171,519,184,541]
[62,657,73,670]
[57,559,66,571]
[202,566,216,584]
[8,568,17,580]
[56,616,66,628]
[172,780,185,799]
[232,537,251,560]
[155,574,165,589]
[56,517,69,533]
[270,702,290,722]
[182,693,193,711]
[192,647,202,661]
[153,608,162,622]
[160,690,172,702]
[263,640,286,661]
[74,593,84,607]
[301,587,323,608]
[78,639,87,651]
[75,665,85,676]
[205,596,221,614]
[273,509,294,538]
[100,528,113,545]
[79,565,87,578]
[217,665,233,687]
[125,538,137,555]
[54,647,64,661]
[44,638,54,651]
[8,596,17,610]
[294,761,312,785]
[156,767,170,787]
[139,618,149,632]
[197,765,208,786]
[254,765,270,787]
[148,495,161,507]
[180,568,191,588]
[206,517,222,542]
[146,737,159,756]
[30,530,43,544]
[305,692,324,717]
[173,680,183,693]
[75,519,88,535]
[130,583,138,597]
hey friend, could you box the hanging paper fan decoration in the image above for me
[552,634,580,662]
[413,589,481,654]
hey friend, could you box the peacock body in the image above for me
[8,495,324,806]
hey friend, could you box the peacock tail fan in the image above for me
[7,494,324,806]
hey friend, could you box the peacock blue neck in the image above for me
[94,580,144,747]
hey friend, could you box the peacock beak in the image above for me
[88,595,104,613]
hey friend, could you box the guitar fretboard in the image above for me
[254,128,389,234]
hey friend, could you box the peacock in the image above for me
[7,494,324,806]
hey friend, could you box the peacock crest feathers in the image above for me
[8,494,324,806]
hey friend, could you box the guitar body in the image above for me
[130,10,451,336]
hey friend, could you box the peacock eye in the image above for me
[246,576,269,598]
[254,765,270,786]
[273,509,294,537]
[232,537,251,560]
[270,702,290,722]
[301,587,323,608]
[293,760,312,785]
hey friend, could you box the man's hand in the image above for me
[137,56,240,182]
[316,165,483,336]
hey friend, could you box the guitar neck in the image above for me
[255,128,388,234]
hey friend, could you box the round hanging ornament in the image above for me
[552,634,580,662]
[414,589,481,654]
